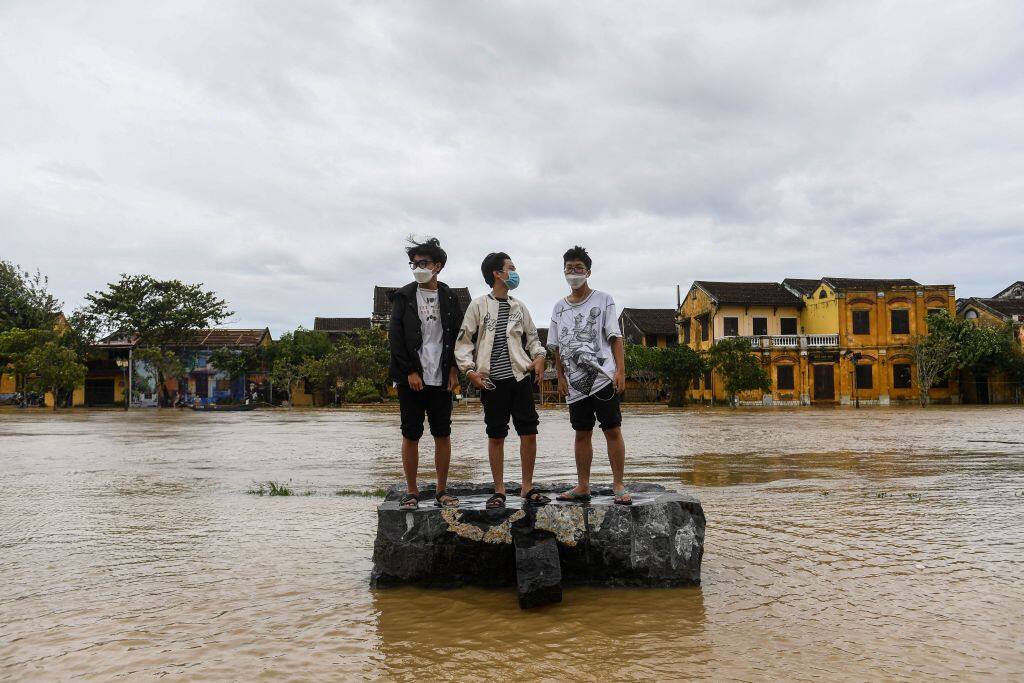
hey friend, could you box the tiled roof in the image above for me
[993,281,1024,299]
[373,285,472,317]
[782,278,822,296]
[176,328,271,347]
[821,277,920,291]
[694,281,803,307]
[967,298,1024,319]
[313,317,371,333]
[619,308,678,335]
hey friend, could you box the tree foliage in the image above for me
[0,328,60,403]
[209,346,261,380]
[0,260,63,333]
[23,342,87,411]
[84,275,232,346]
[656,344,706,406]
[709,337,771,404]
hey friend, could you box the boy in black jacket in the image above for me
[389,237,464,510]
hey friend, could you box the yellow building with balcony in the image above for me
[783,277,958,405]
[678,277,959,406]
[678,281,835,404]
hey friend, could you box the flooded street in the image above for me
[1,406,1022,681]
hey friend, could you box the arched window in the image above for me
[965,310,978,320]
[818,290,828,299]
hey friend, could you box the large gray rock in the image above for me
[370,482,704,590]
[513,528,562,609]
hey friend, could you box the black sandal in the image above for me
[485,492,506,509]
[521,488,551,505]
[399,492,420,510]
[434,490,459,508]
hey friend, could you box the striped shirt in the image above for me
[488,298,515,380]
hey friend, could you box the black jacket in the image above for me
[388,281,464,386]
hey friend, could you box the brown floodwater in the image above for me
[1,405,1022,681]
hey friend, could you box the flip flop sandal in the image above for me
[400,492,421,510]
[556,489,591,502]
[434,491,459,508]
[613,490,633,506]
[521,488,551,506]
[485,492,506,509]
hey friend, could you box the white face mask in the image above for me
[565,273,588,289]
[413,268,434,284]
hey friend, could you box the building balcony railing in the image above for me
[717,334,839,349]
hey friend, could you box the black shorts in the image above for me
[481,376,539,439]
[568,381,622,432]
[398,385,453,441]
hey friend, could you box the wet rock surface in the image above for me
[513,528,562,609]
[370,482,705,594]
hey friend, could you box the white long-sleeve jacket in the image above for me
[455,294,546,382]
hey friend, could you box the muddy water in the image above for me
[1,406,1022,681]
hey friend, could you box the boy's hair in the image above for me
[481,252,510,287]
[563,245,592,270]
[405,235,447,267]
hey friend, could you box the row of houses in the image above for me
[620,279,1024,405]
[0,325,272,408]
[6,279,1019,408]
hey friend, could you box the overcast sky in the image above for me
[2,1,1022,335]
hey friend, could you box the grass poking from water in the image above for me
[247,481,295,496]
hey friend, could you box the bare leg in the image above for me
[433,435,451,492]
[571,430,594,494]
[402,437,420,494]
[519,434,536,493]
[488,437,506,494]
[604,427,626,489]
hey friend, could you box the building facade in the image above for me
[619,308,678,348]
[957,281,1024,404]
[678,277,958,405]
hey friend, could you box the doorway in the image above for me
[813,364,835,401]
[975,375,990,405]
[84,379,115,406]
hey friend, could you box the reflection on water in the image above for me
[1,406,1022,680]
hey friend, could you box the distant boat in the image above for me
[189,402,256,412]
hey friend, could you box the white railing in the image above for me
[717,334,839,349]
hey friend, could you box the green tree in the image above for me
[624,343,662,399]
[0,327,59,405]
[0,260,63,332]
[298,356,332,405]
[84,275,232,405]
[656,344,706,407]
[709,337,771,405]
[329,328,389,403]
[23,342,87,411]
[208,347,261,382]
[269,359,301,407]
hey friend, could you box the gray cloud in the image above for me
[1,0,1022,335]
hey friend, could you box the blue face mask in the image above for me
[504,271,520,290]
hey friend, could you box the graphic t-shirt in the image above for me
[416,286,443,386]
[488,298,515,380]
[548,289,622,404]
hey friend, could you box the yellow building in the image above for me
[678,281,820,404]
[678,278,959,406]
[784,277,958,405]
[957,281,1024,404]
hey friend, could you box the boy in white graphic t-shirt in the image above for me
[548,245,632,505]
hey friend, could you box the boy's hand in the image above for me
[467,371,486,390]
[557,375,569,397]
[613,369,626,393]
[532,356,546,385]
[447,367,459,392]
[407,372,424,391]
